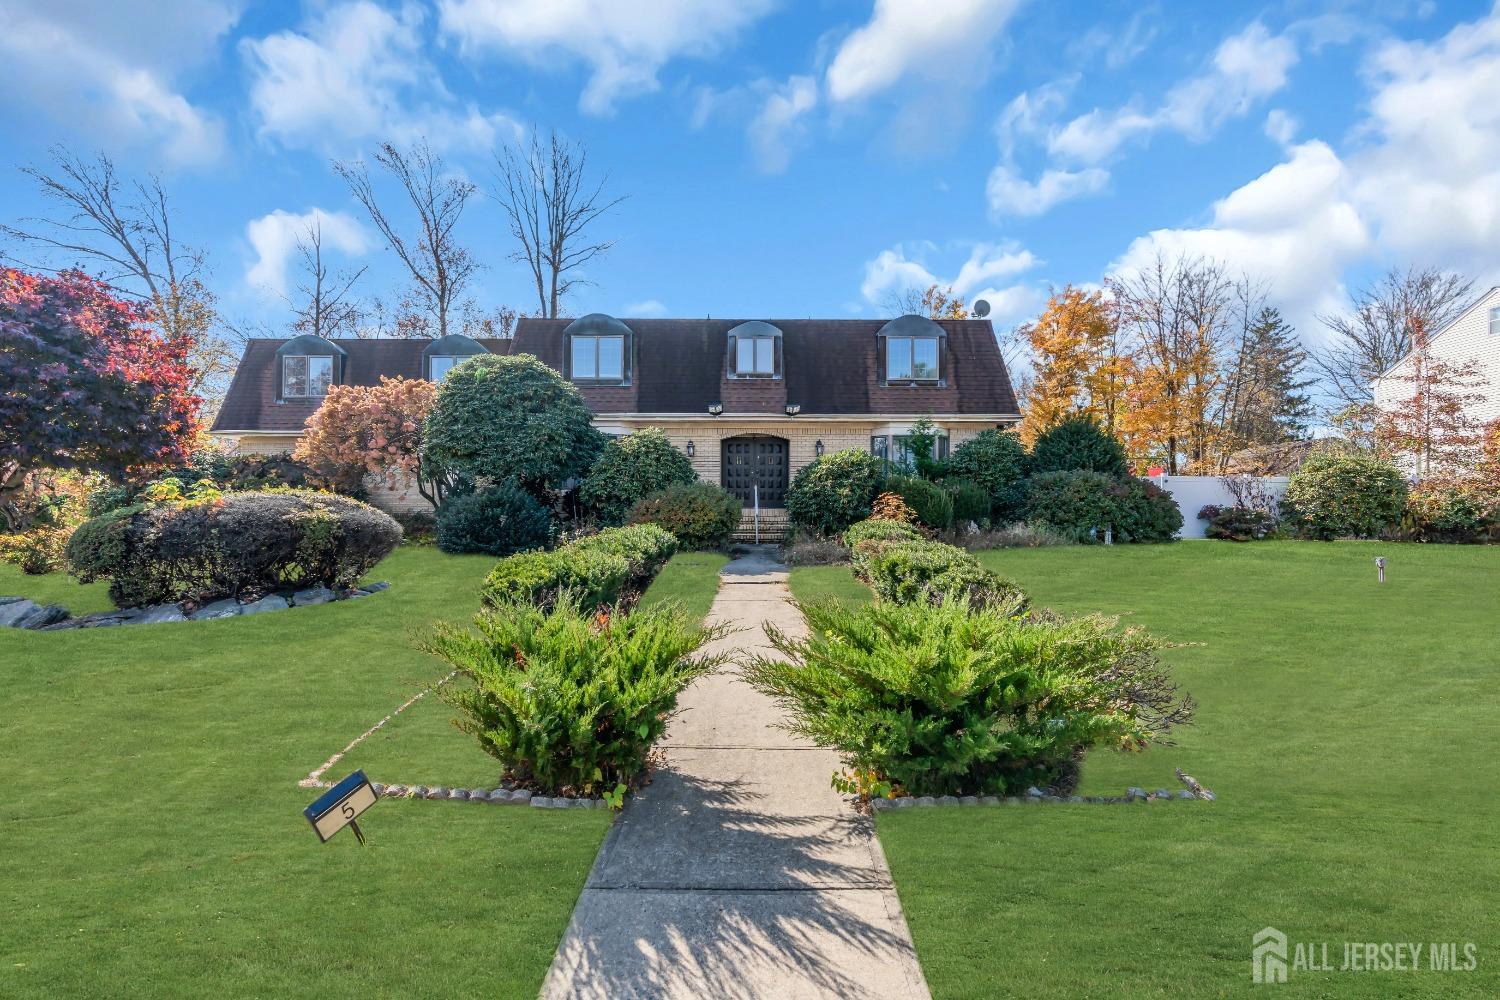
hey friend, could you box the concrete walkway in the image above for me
[541,547,929,999]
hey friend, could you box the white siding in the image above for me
[1373,285,1500,428]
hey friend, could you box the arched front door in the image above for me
[721,435,789,508]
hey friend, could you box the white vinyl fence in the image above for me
[1148,475,1290,539]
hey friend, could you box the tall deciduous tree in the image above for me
[492,129,623,319]
[0,268,201,528]
[335,141,478,339]
[1372,318,1490,475]
[1313,266,1475,405]
[1017,285,1130,446]
[294,377,441,506]
[289,218,366,340]
[2,147,232,401]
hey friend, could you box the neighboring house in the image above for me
[211,314,1021,513]
[1373,285,1500,431]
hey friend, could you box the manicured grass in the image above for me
[0,546,611,999]
[793,543,1500,998]
[786,563,872,606]
[0,562,115,615]
[639,550,730,622]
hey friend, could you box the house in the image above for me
[211,314,1021,514]
[1373,285,1500,433]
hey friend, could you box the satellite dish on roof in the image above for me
[972,299,991,318]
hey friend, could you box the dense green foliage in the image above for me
[421,354,603,495]
[579,429,698,524]
[85,453,335,516]
[946,429,1028,519]
[625,481,741,549]
[1404,479,1498,543]
[66,490,401,608]
[1024,471,1180,543]
[1028,416,1130,478]
[1109,477,1184,543]
[786,448,886,535]
[1281,452,1408,540]
[1200,505,1278,541]
[430,595,729,795]
[860,538,1026,609]
[479,524,676,610]
[843,517,924,550]
[745,597,1191,797]
[434,481,553,556]
[945,478,992,526]
[888,475,955,532]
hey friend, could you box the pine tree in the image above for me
[1222,307,1315,454]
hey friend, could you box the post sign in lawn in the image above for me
[305,769,379,845]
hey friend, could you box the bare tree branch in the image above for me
[288,218,366,340]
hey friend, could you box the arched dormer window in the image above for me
[564,313,632,384]
[275,334,346,399]
[877,315,946,384]
[727,321,782,378]
[422,333,489,381]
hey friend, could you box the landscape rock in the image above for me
[363,581,390,592]
[487,789,512,804]
[0,599,40,628]
[937,796,960,807]
[1153,788,1173,799]
[1126,786,1148,801]
[892,797,915,809]
[509,790,533,804]
[424,786,448,800]
[871,798,892,811]
[292,586,337,607]
[1025,786,1044,799]
[135,603,186,625]
[384,785,405,797]
[15,604,69,629]
[530,796,552,808]
[914,796,937,808]
[407,786,428,798]
[467,789,490,802]
[239,595,290,616]
[1176,790,1195,800]
[446,788,469,801]
[190,599,240,621]
[0,595,24,606]
[960,796,979,807]
[978,796,1000,806]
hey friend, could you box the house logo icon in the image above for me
[1253,927,1288,984]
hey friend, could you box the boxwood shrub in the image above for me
[480,524,677,610]
[786,449,885,536]
[1281,452,1407,540]
[579,429,697,525]
[626,482,741,550]
[946,429,1028,519]
[435,480,552,556]
[1024,470,1118,542]
[65,490,402,608]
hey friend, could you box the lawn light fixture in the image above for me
[685,440,695,458]
[814,439,824,457]
[708,402,724,416]
[785,403,801,417]
[1375,556,1386,583]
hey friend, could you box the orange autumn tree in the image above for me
[295,376,442,507]
[1017,286,1131,447]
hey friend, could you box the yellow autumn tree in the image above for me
[1017,286,1130,446]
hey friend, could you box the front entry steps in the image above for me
[731,508,790,543]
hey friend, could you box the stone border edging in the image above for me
[871,772,1217,810]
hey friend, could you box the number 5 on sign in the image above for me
[305,770,379,845]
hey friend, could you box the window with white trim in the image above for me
[735,336,775,375]
[571,335,625,380]
[869,433,947,467]
[886,336,940,381]
[1489,306,1500,336]
[283,355,334,397]
[428,356,461,380]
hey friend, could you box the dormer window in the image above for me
[275,334,346,400]
[422,333,489,381]
[428,356,460,380]
[726,321,783,378]
[877,315,946,384]
[564,313,633,384]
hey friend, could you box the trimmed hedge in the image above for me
[480,524,677,610]
[435,480,553,556]
[786,449,885,536]
[1281,452,1407,540]
[862,539,1026,610]
[626,482,741,550]
[1024,471,1181,543]
[65,490,402,608]
[580,429,698,525]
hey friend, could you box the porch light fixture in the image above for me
[708,402,724,416]
[814,439,824,457]
[685,440,695,458]
[784,403,801,417]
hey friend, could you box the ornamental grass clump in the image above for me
[744,598,1194,799]
[429,594,730,797]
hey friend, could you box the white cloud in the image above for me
[438,0,775,115]
[623,298,668,317]
[245,209,370,298]
[1049,22,1298,164]
[747,76,818,173]
[825,0,1022,103]
[1264,108,1299,145]
[861,242,1041,322]
[0,1,236,165]
[987,164,1109,217]
[243,1,520,152]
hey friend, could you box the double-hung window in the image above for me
[1489,306,1500,336]
[283,355,333,397]
[572,335,625,380]
[886,336,940,381]
[428,356,461,381]
[736,336,775,376]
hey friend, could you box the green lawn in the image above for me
[0,547,612,999]
[793,542,1500,998]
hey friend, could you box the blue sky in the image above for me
[2,0,1498,348]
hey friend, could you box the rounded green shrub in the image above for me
[65,490,402,608]
[862,538,1027,610]
[843,518,923,549]
[626,482,741,549]
[889,476,954,532]
[435,480,552,556]
[479,524,678,611]
[1109,478,1182,543]
[1281,452,1407,540]
[786,449,885,536]
[1029,416,1129,478]
[1023,470,1118,542]
[947,429,1028,519]
[1404,478,1498,542]
[580,429,698,524]
[945,478,992,526]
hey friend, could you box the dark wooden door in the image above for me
[721,436,789,508]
